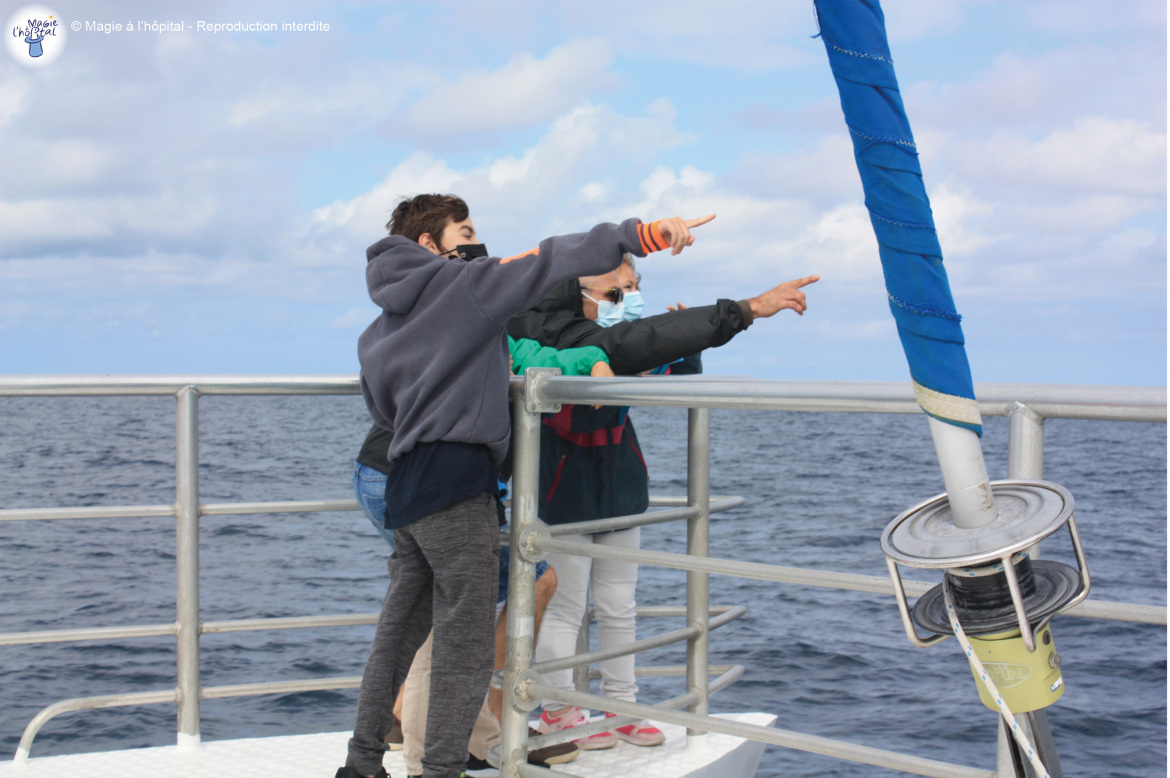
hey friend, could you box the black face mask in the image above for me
[442,243,489,261]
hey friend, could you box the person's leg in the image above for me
[591,527,663,746]
[416,492,500,778]
[355,462,405,745]
[400,632,433,777]
[467,693,500,761]
[591,528,640,703]
[533,563,557,650]
[533,535,591,708]
[347,527,434,775]
[535,537,617,750]
[489,563,557,724]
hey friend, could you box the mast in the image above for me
[816,4,1090,777]
[813,0,996,529]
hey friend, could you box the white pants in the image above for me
[534,527,640,707]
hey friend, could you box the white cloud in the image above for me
[0,191,221,254]
[882,0,971,42]
[929,184,997,257]
[0,1,1161,382]
[401,39,618,138]
[727,135,860,203]
[560,0,819,72]
[309,153,463,236]
[307,100,694,245]
[906,45,1166,134]
[0,74,29,128]
[978,117,1163,197]
[1023,0,1165,34]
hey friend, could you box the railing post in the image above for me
[500,381,544,777]
[1007,401,1045,559]
[1001,401,1063,777]
[1007,401,1045,480]
[175,386,202,749]
[685,407,711,739]
[573,608,592,693]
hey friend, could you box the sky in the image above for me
[0,0,1165,385]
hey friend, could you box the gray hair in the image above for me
[621,254,641,286]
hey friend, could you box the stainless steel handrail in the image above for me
[522,376,1167,422]
[2,374,1165,771]
[0,496,734,523]
[2,374,1165,422]
[496,370,1166,778]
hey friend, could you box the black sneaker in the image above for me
[334,767,388,778]
[466,753,492,769]
[528,726,580,766]
[465,752,496,777]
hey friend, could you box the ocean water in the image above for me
[0,394,1164,777]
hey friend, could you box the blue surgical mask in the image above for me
[583,293,625,328]
[621,291,644,321]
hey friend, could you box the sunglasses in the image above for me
[581,286,624,304]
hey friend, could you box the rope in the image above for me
[942,577,1051,778]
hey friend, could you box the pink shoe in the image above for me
[607,712,666,746]
[536,706,584,735]
[537,707,617,750]
[575,728,618,751]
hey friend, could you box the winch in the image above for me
[882,475,1090,777]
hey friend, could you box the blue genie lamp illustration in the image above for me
[25,33,45,57]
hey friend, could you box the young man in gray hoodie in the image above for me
[341,194,712,778]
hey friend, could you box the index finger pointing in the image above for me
[683,214,717,229]
[791,275,820,288]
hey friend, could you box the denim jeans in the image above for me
[352,461,546,603]
[353,461,395,549]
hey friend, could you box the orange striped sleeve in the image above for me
[637,221,667,254]
[500,247,539,264]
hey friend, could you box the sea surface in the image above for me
[0,394,1165,777]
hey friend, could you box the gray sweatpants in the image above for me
[347,491,500,778]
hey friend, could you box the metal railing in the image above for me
[0,374,1164,774]
[501,372,1166,778]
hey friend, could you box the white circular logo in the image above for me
[6,5,67,68]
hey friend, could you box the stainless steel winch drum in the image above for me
[881,480,1091,652]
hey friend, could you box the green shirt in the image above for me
[508,336,608,376]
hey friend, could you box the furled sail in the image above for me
[814,0,982,437]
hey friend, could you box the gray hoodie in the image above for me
[358,218,666,466]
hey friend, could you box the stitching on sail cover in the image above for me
[870,210,936,232]
[847,124,917,150]
[822,37,894,65]
[888,292,961,321]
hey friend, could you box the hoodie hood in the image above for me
[365,235,451,315]
[531,277,585,317]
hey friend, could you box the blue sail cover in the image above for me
[814,0,982,435]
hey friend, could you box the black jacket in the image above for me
[539,404,649,525]
[506,278,754,376]
[512,279,744,524]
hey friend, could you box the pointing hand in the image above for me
[747,275,820,319]
[655,214,716,255]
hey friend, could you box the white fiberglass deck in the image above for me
[0,713,775,778]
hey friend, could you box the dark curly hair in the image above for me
[386,194,469,245]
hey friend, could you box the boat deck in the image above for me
[1,712,774,778]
